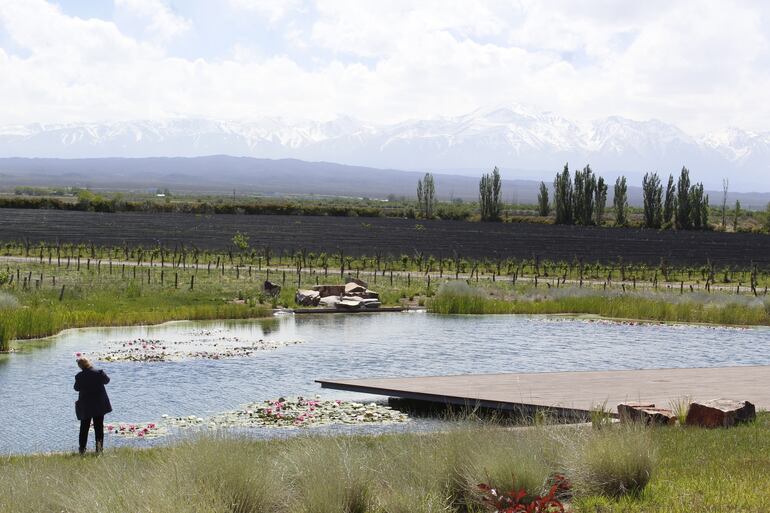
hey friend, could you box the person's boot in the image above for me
[78,447,86,455]
[95,440,103,453]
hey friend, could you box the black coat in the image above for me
[74,368,112,418]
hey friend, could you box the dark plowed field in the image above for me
[1,208,769,266]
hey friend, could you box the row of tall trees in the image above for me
[548,164,614,226]
[641,167,708,229]
[416,173,436,219]
[419,164,716,230]
[478,166,503,221]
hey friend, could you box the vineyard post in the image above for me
[161,270,164,285]
[59,284,65,301]
[147,268,151,284]
[122,264,125,278]
[175,272,178,289]
[282,270,286,285]
[190,275,194,290]
[52,276,55,286]
[132,266,136,279]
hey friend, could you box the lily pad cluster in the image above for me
[89,334,303,362]
[208,396,409,428]
[106,397,409,440]
[105,422,167,439]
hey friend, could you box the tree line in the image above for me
[419,164,721,231]
[541,164,710,229]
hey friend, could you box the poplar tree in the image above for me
[537,181,550,216]
[663,174,676,227]
[479,167,502,221]
[676,167,692,229]
[416,173,435,219]
[594,176,608,225]
[613,176,628,226]
[553,163,573,224]
[642,172,663,228]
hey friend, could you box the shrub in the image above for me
[567,425,656,498]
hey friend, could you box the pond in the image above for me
[1,312,769,454]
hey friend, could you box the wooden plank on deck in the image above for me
[317,366,770,415]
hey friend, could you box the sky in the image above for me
[0,0,769,133]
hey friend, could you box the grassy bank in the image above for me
[3,416,770,513]
[1,423,656,513]
[428,283,770,326]
[0,266,273,349]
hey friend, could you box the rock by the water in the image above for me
[319,295,340,307]
[263,280,281,297]
[313,284,346,297]
[617,402,676,425]
[685,399,756,428]
[295,289,321,306]
[345,277,369,288]
[344,282,367,295]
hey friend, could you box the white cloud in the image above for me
[0,0,769,133]
[114,0,191,43]
[227,0,304,23]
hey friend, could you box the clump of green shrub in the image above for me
[565,425,656,498]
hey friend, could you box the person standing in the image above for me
[74,357,112,454]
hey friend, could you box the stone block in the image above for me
[685,399,756,428]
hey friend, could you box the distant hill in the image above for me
[1,155,769,208]
[2,105,770,191]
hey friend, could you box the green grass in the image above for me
[0,264,273,344]
[4,416,769,513]
[428,283,770,326]
[0,422,659,513]
[574,414,770,512]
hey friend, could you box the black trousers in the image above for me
[79,415,104,452]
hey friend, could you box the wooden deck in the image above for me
[317,366,770,417]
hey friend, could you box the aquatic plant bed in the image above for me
[105,397,408,440]
[87,328,303,362]
[3,208,770,265]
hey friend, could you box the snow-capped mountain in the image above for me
[1,105,769,189]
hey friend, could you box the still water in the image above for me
[1,312,768,454]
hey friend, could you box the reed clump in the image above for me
[428,282,770,325]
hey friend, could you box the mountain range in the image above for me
[1,105,769,191]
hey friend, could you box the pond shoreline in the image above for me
[5,309,761,349]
